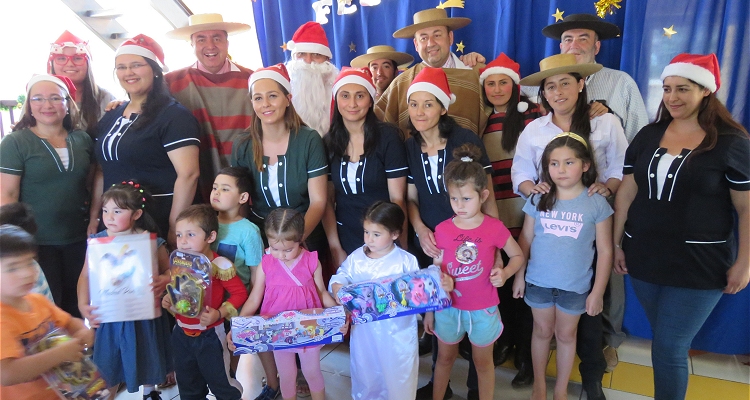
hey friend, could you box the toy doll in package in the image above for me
[337,265,451,324]
[167,250,213,318]
[25,328,110,399]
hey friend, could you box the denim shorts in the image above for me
[434,306,503,347]
[523,282,587,315]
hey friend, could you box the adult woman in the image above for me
[479,53,541,387]
[0,74,93,317]
[231,63,328,400]
[405,67,497,400]
[613,53,749,400]
[95,34,200,245]
[47,31,116,138]
[323,68,408,267]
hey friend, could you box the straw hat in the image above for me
[350,45,414,69]
[393,9,470,39]
[542,13,621,40]
[519,54,602,86]
[166,13,250,40]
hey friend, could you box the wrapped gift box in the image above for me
[337,266,452,325]
[25,328,110,400]
[87,232,160,323]
[231,306,346,354]
[167,250,213,319]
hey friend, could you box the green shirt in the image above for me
[0,128,93,245]
[231,126,328,219]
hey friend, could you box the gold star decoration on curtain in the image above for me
[663,25,677,38]
[280,42,288,52]
[349,42,357,52]
[552,8,565,22]
[437,0,464,9]
[456,41,465,53]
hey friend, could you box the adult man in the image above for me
[350,45,414,99]
[375,8,488,137]
[285,21,340,136]
[165,13,253,200]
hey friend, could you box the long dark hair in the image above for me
[653,81,749,155]
[101,181,160,235]
[406,108,458,145]
[538,73,592,143]
[534,136,598,212]
[49,60,105,139]
[324,98,379,159]
[484,83,534,152]
[129,58,171,131]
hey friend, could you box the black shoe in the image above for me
[415,381,453,400]
[458,336,472,361]
[511,362,534,388]
[493,342,512,366]
[466,388,479,400]
[418,332,433,356]
[582,381,606,400]
[143,391,162,400]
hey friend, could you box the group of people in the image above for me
[0,6,748,400]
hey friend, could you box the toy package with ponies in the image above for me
[166,250,213,319]
[25,328,110,399]
[87,232,160,323]
[337,266,452,325]
[231,306,347,354]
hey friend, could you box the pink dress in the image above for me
[260,250,322,315]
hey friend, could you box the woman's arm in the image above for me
[0,173,20,205]
[725,189,750,294]
[304,175,328,241]
[612,174,637,275]
[387,176,409,248]
[87,165,103,235]
[588,216,614,316]
[322,182,347,268]
[481,174,499,218]
[407,183,439,258]
[167,146,200,247]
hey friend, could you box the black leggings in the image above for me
[36,240,87,318]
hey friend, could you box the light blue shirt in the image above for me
[212,218,263,290]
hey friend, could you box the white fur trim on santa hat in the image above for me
[115,45,168,72]
[249,70,292,93]
[661,62,717,93]
[407,82,456,111]
[26,74,70,97]
[287,40,333,59]
[479,67,520,85]
[332,75,376,100]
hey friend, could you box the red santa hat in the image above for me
[660,53,720,93]
[407,67,456,111]
[49,31,91,57]
[479,53,529,113]
[115,34,168,72]
[332,68,376,100]
[248,63,292,93]
[26,74,77,101]
[287,22,333,59]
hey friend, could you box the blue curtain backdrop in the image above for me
[252,0,750,355]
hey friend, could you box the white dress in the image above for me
[329,245,419,400]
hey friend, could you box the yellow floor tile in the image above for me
[545,351,612,388]
[610,362,655,397]
[686,375,750,400]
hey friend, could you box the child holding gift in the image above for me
[426,144,526,400]
[1,225,95,400]
[232,208,338,400]
[162,204,248,400]
[77,181,173,400]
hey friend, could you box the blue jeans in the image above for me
[630,277,723,400]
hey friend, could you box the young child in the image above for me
[513,133,613,400]
[426,144,526,400]
[0,224,95,400]
[330,201,451,400]
[77,182,173,400]
[233,208,338,400]
[162,204,248,400]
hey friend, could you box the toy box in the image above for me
[166,250,213,319]
[25,328,110,399]
[231,306,347,354]
[87,232,160,323]
[337,266,452,325]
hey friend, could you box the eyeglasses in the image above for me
[29,96,67,105]
[115,63,149,72]
[53,54,88,66]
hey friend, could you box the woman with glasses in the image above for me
[0,74,94,318]
[47,31,116,139]
[94,34,200,247]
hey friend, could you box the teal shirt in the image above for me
[211,218,263,290]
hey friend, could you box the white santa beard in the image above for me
[287,59,339,136]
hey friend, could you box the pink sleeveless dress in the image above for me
[260,250,322,315]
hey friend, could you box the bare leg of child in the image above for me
[552,308,581,400]
[531,307,556,400]
[433,339,459,400]
[298,347,325,400]
[258,351,279,391]
[471,343,496,400]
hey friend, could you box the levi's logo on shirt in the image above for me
[539,210,584,239]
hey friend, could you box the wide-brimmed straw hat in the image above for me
[542,14,621,40]
[166,13,250,40]
[350,45,414,69]
[393,9,470,39]
[519,54,602,86]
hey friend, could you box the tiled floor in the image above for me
[115,336,750,399]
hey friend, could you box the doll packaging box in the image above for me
[337,266,452,325]
[231,306,347,354]
[87,232,160,323]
